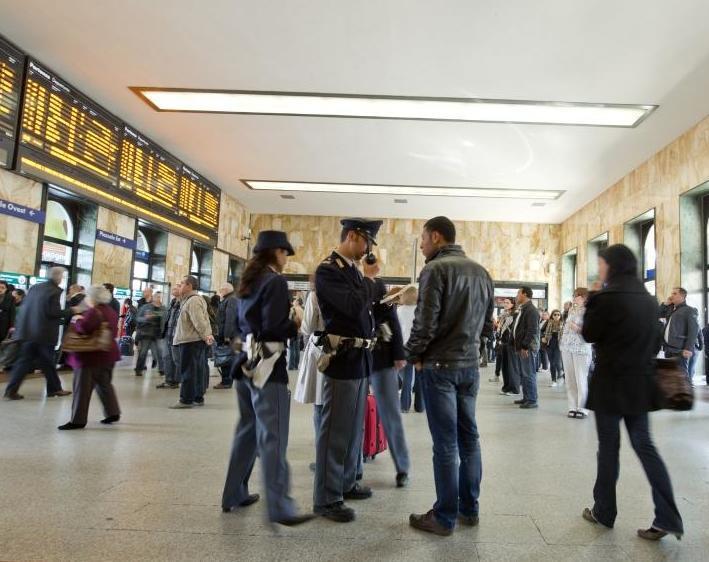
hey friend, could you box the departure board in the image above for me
[19,59,121,189]
[179,165,220,230]
[0,37,24,169]
[119,126,181,212]
[10,52,221,243]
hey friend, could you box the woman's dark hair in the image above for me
[550,309,562,317]
[598,244,637,281]
[238,248,279,297]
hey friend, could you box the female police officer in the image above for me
[221,230,313,526]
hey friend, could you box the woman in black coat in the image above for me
[581,244,683,541]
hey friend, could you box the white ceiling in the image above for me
[2,0,709,223]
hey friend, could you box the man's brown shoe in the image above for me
[47,390,71,397]
[3,393,24,401]
[213,383,232,389]
[409,510,453,536]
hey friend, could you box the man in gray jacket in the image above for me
[663,287,699,383]
[406,216,494,537]
[170,276,214,408]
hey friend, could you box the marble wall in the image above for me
[91,207,136,287]
[218,192,250,259]
[165,233,192,286]
[211,249,230,291]
[560,115,709,300]
[0,169,43,275]
[251,214,562,306]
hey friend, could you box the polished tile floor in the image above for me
[1,361,708,562]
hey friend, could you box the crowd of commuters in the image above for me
[0,216,695,542]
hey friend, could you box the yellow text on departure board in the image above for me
[21,78,119,183]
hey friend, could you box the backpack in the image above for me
[202,295,218,338]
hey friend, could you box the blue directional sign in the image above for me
[0,198,45,224]
[96,229,136,250]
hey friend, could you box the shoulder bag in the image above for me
[655,357,694,411]
[62,309,114,353]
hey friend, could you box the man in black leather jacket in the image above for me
[406,216,494,537]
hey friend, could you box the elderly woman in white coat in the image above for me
[560,287,593,419]
[294,289,326,441]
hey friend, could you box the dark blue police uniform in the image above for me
[313,218,382,521]
[222,231,311,526]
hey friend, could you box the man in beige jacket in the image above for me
[170,275,214,409]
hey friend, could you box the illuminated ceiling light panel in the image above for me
[243,180,564,200]
[132,88,656,128]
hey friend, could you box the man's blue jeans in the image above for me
[421,366,482,529]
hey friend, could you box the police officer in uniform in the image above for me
[221,230,313,527]
[313,218,382,523]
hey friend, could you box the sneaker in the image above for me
[343,483,373,500]
[169,402,193,409]
[314,502,355,523]
[275,513,317,526]
[488,376,500,383]
[396,473,409,488]
[549,382,558,388]
[499,390,512,396]
[458,514,480,527]
[637,527,682,541]
[156,382,179,389]
[409,510,453,537]
[582,507,613,529]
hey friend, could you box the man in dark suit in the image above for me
[662,287,699,384]
[4,267,72,400]
[511,287,541,409]
[313,218,381,523]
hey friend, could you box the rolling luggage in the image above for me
[119,335,134,357]
[363,393,387,460]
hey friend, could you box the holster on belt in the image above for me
[315,333,376,372]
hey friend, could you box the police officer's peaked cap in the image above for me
[252,230,295,256]
[340,218,383,245]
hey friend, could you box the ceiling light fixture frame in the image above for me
[131,87,657,128]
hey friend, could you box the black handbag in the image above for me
[213,344,235,368]
[655,357,694,411]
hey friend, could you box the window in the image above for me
[641,223,656,295]
[40,194,96,287]
[190,245,214,294]
[132,225,168,298]
[561,249,578,303]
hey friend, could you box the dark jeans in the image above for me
[163,344,180,385]
[421,366,482,530]
[511,350,537,404]
[547,341,563,382]
[5,341,63,396]
[593,411,683,534]
[136,338,164,372]
[178,341,207,405]
[500,344,520,394]
[538,345,549,370]
[400,364,425,412]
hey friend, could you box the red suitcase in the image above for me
[363,394,388,460]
